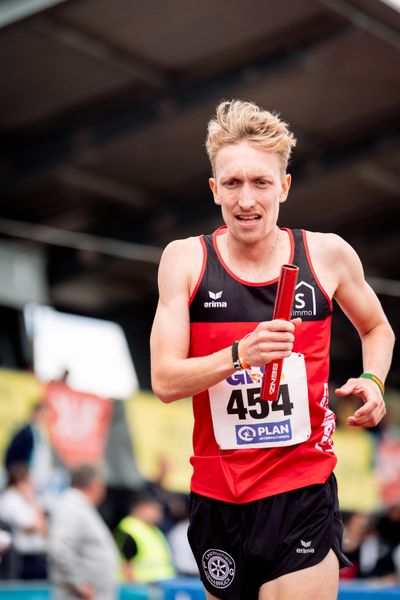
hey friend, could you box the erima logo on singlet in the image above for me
[204,290,227,308]
[293,281,316,317]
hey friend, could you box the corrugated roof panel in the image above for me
[71,28,400,189]
[283,151,400,231]
[241,29,400,138]
[75,102,213,188]
[0,25,133,128]
[56,0,332,69]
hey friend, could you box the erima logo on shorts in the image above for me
[204,290,227,308]
[292,281,316,317]
[296,539,315,554]
[202,548,235,589]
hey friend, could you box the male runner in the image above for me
[150,100,394,600]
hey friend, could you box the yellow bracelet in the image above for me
[238,340,250,370]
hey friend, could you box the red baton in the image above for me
[260,264,299,402]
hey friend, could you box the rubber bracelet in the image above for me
[231,341,242,371]
[238,340,250,370]
[360,372,384,396]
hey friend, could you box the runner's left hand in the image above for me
[335,378,386,428]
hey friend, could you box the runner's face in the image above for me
[209,141,291,244]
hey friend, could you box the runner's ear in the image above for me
[209,178,220,205]
[279,174,291,204]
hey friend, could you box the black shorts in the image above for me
[188,473,351,600]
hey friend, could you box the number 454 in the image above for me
[227,385,294,420]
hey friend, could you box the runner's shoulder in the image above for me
[305,230,357,265]
[162,235,202,254]
[161,236,203,260]
[160,236,204,274]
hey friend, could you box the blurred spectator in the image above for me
[393,543,400,580]
[168,513,199,577]
[341,512,370,580]
[114,492,176,584]
[154,486,199,577]
[0,521,15,579]
[376,503,400,582]
[341,511,397,583]
[0,525,12,557]
[0,462,47,579]
[48,463,119,600]
[147,458,191,534]
[5,402,55,504]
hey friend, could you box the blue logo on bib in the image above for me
[235,420,292,444]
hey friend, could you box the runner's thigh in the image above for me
[259,549,339,600]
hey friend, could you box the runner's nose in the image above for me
[237,184,256,210]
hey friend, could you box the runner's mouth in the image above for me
[235,215,261,221]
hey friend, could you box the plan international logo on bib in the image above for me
[204,290,227,308]
[236,420,292,444]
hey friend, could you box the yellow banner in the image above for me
[334,427,379,512]
[0,369,44,462]
[125,391,193,493]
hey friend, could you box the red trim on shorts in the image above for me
[302,230,333,312]
[189,236,207,306]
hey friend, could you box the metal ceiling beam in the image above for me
[367,276,400,297]
[0,218,162,263]
[31,15,167,86]
[320,0,400,50]
[355,161,400,196]
[1,20,354,188]
[55,166,153,208]
[379,0,400,13]
[0,0,67,29]
[1,217,397,298]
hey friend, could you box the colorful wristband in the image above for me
[360,372,384,396]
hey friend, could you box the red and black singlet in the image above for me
[188,226,337,503]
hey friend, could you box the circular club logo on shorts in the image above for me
[202,548,236,589]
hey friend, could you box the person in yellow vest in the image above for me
[114,493,176,583]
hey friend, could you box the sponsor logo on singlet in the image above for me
[293,281,316,317]
[204,290,227,308]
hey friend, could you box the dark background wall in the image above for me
[0,0,399,389]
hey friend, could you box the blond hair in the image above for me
[206,100,296,176]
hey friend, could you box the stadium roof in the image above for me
[0,0,399,385]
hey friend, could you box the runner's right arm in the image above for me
[150,238,297,403]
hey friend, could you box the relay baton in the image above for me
[260,264,299,402]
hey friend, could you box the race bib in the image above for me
[208,353,311,449]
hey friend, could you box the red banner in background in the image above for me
[44,381,113,467]
[377,437,400,506]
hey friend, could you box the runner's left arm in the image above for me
[332,236,395,427]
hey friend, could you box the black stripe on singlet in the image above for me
[189,229,331,324]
